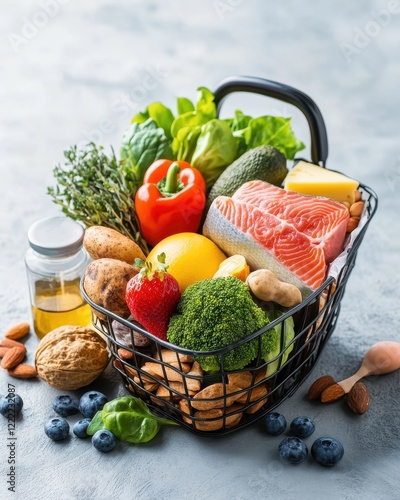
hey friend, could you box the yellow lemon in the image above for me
[213,254,250,282]
[147,232,227,292]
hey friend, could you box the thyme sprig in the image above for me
[47,143,149,254]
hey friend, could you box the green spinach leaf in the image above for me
[120,118,174,184]
[86,410,105,435]
[87,396,178,444]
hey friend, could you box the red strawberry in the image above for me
[125,253,181,341]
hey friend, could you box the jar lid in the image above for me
[28,216,85,257]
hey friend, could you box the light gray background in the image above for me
[1,1,399,499]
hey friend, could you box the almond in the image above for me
[0,338,26,349]
[347,382,370,415]
[4,322,30,340]
[236,383,268,404]
[307,375,336,400]
[0,346,10,358]
[1,346,26,370]
[346,216,360,233]
[154,349,194,365]
[117,347,135,361]
[350,201,364,218]
[320,383,346,403]
[7,364,38,379]
[191,383,242,411]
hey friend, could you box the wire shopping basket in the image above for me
[81,76,378,436]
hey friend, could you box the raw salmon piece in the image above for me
[232,180,349,264]
[203,197,327,296]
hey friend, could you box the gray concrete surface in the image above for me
[1,1,399,499]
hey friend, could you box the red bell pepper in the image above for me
[135,159,206,247]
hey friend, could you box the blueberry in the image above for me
[44,417,70,441]
[290,416,315,438]
[92,429,116,452]
[72,418,92,438]
[311,437,344,467]
[0,393,23,418]
[278,437,308,464]
[53,395,79,417]
[264,412,287,436]
[79,391,108,419]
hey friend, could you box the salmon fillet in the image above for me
[203,181,350,296]
[232,180,349,264]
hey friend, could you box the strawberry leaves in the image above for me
[134,252,168,281]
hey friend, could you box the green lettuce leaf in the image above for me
[177,97,195,115]
[224,109,252,132]
[194,86,217,118]
[190,119,239,187]
[172,126,202,164]
[171,86,217,160]
[131,102,175,139]
[243,116,305,160]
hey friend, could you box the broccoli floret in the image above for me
[167,276,278,372]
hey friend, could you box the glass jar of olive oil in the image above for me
[25,216,92,339]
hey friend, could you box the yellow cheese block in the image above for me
[284,161,359,204]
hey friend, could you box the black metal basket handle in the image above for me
[213,75,329,167]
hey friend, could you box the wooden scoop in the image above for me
[321,341,400,402]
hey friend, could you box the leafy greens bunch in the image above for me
[122,87,305,188]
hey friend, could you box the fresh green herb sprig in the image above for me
[47,143,150,254]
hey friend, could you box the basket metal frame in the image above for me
[82,182,377,436]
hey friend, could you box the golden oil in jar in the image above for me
[32,278,92,339]
[25,216,92,339]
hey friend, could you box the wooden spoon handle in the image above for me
[337,365,372,393]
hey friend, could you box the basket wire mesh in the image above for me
[81,183,378,436]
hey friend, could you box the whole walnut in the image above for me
[35,326,109,390]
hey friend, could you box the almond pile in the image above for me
[114,348,269,431]
[307,374,370,415]
[343,191,364,234]
[179,371,269,431]
[0,322,37,379]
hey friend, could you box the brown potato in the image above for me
[83,258,137,319]
[83,226,146,264]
